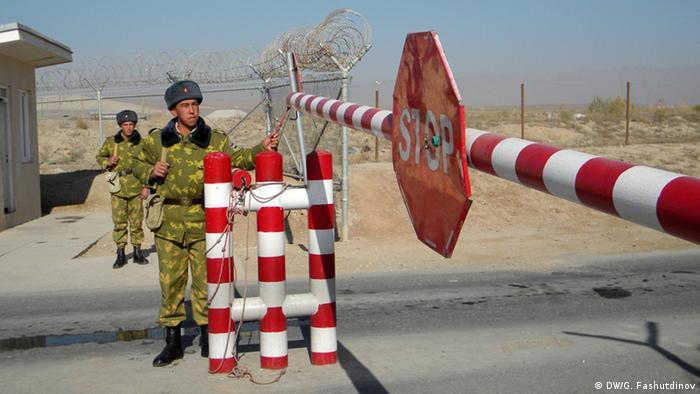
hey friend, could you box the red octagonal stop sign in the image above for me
[392,31,472,258]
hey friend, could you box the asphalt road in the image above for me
[1,249,699,393]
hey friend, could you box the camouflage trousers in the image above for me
[155,236,208,327]
[111,194,144,248]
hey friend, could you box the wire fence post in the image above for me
[340,68,350,242]
[264,84,273,134]
[374,82,380,162]
[625,81,631,145]
[84,79,104,145]
[286,52,307,184]
[326,44,370,243]
[97,89,104,145]
[520,83,525,140]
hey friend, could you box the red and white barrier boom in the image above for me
[287,31,700,251]
[205,150,336,372]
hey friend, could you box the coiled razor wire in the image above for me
[37,8,371,93]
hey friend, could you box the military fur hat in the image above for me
[165,80,203,110]
[116,110,138,125]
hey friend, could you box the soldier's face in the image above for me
[120,122,136,136]
[171,99,200,129]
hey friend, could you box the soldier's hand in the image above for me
[139,187,151,200]
[151,161,169,179]
[263,129,281,151]
[109,155,119,168]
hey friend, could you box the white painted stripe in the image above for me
[259,281,286,307]
[207,282,232,309]
[542,150,597,204]
[204,183,231,208]
[370,110,391,138]
[205,232,233,259]
[283,293,318,318]
[288,92,302,105]
[321,99,338,121]
[242,182,283,212]
[351,105,371,132]
[308,229,335,255]
[334,102,354,127]
[310,279,336,304]
[280,187,310,210]
[298,94,312,111]
[491,138,534,184]
[309,96,324,114]
[613,166,680,232]
[209,332,235,359]
[310,327,337,353]
[308,180,334,206]
[231,297,267,321]
[260,331,288,357]
[257,232,285,257]
[251,183,283,205]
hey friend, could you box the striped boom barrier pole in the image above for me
[287,92,700,245]
[466,129,700,244]
[288,92,392,141]
[204,152,236,373]
[255,151,289,369]
[306,150,337,365]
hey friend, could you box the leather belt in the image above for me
[118,168,133,176]
[164,197,203,206]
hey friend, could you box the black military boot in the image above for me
[112,248,127,269]
[152,325,184,367]
[133,245,149,265]
[200,325,209,358]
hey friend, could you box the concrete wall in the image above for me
[0,53,41,230]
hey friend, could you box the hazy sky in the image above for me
[4,0,700,106]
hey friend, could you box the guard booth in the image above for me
[0,23,72,230]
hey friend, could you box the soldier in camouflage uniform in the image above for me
[132,80,279,367]
[96,110,151,269]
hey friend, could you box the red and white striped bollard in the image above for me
[204,152,236,373]
[255,151,289,369]
[307,150,337,364]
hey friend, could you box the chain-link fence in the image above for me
[36,8,372,176]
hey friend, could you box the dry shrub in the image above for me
[76,118,89,129]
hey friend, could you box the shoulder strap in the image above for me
[151,147,169,192]
[112,139,118,157]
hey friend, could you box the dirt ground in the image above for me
[39,101,699,278]
[36,95,699,276]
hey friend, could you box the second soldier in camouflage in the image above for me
[96,110,151,269]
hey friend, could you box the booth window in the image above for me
[19,90,31,163]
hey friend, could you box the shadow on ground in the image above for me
[40,170,101,214]
[565,321,700,378]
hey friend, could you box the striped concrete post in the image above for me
[306,150,337,364]
[204,152,236,373]
[255,151,289,369]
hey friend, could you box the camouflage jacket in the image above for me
[132,117,263,244]
[96,130,147,198]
